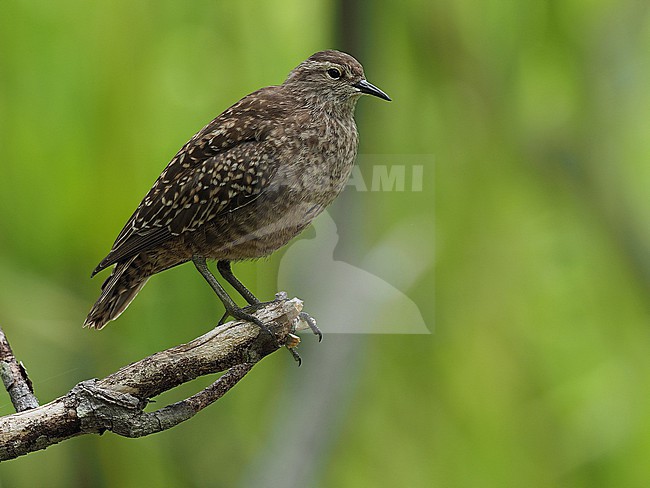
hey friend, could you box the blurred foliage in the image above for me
[1,0,650,487]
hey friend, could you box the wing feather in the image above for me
[93,87,288,275]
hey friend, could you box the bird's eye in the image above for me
[327,68,342,79]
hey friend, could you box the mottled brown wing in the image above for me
[92,87,286,275]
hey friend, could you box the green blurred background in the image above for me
[2,0,650,486]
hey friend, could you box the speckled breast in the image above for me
[191,116,359,260]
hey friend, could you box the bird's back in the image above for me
[94,85,358,274]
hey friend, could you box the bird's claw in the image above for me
[287,342,302,366]
[298,311,322,342]
[219,294,319,367]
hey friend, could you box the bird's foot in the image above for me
[217,292,319,366]
[297,311,322,342]
[284,309,320,367]
[219,306,275,341]
[217,300,273,325]
[239,292,322,341]
[285,332,302,365]
[220,292,288,321]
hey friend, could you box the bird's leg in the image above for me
[217,260,288,316]
[216,260,260,305]
[192,256,274,338]
[298,311,323,342]
[217,311,229,326]
[288,347,302,366]
[211,259,317,362]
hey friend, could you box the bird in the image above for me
[84,50,391,334]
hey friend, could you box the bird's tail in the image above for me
[84,256,149,330]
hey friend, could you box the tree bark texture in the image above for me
[0,297,304,461]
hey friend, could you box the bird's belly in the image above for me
[173,135,358,262]
[188,193,327,260]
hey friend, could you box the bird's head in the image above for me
[284,50,391,110]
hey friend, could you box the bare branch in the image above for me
[0,326,39,412]
[0,297,304,461]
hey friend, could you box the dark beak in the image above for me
[354,79,391,101]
